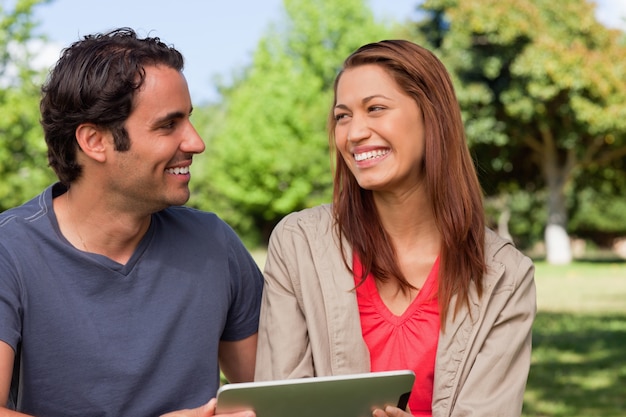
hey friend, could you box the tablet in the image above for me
[215,370,415,417]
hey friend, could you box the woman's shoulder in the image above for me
[485,228,525,260]
[484,228,534,285]
[267,204,337,251]
[275,204,334,230]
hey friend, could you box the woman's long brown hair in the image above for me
[328,40,486,328]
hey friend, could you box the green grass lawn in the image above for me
[524,261,626,417]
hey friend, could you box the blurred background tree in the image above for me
[414,0,626,263]
[1,0,625,264]
[190,0,393,245]
[0,0,55,212]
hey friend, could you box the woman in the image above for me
[255,40,536,417]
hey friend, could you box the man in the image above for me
[0,28,261,417]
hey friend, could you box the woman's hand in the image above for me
[372,405,412,417]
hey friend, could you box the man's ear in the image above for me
[75,123,108,163]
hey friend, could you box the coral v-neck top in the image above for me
[353,255,440,417]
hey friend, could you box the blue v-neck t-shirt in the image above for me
[0,183,263,416]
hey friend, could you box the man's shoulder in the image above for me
[0,189,50,231]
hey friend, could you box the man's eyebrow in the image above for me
[152,108,192,126]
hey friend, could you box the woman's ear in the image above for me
[75,123,108,163]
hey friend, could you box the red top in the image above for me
[353,255,440,417]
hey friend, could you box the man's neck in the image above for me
[54,183,152,264]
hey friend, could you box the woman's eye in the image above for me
[334,113,349,121]
[369,106,385,112]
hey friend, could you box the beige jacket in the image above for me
[255,204,536,417]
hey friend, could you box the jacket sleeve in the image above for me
[449,249,536,417]
[254,218,315,381]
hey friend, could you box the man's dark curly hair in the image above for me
[40,27,185,185]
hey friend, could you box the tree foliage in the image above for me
[191,0,392,244]
[416,0,626,262]
[0,0,55,212]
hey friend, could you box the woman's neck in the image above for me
[373,186,441,256]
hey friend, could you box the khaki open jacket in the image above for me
[255,204,536,417]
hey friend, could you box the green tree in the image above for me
[568,158,626,245]
[0,0,55,212]
[192,0,392,245]
[417,0,626,263]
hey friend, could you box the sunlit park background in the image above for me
[2,0,626,415]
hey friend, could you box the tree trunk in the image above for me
[498,207,513,242]
[542,132,573,265]
[544,200,572,265]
